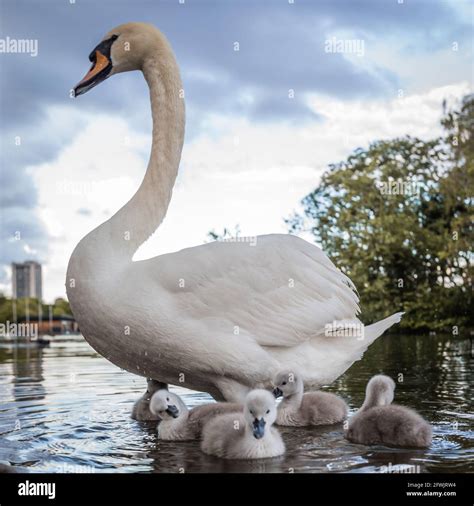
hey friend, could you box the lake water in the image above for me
[0,334,472,473]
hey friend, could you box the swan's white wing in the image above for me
[140,234,359,347]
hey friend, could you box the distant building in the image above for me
[20,314,79,335]
[12,261,43,300]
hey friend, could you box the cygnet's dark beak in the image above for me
[252,417,266,439]
[273,387,283,399]
[166,404,179,418]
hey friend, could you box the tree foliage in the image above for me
[0,294,73,323]
[287,95,473,332]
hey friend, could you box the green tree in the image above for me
[0,294,73,323]
[287,95,473,332]
[52,298,72,317]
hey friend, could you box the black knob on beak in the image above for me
[166,404,179,418]
[273,387,283,398]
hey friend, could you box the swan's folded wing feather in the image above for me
[141,234,359,347]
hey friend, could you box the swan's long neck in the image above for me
[360,387,390,411]
[99,53,185,261]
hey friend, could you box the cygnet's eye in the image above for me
[250,410,254,416]
[266,409,270,414]
[282,381,287,385]
[166,397,170,401]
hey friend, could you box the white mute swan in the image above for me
[201,390,285,459]
[346,375,432,448]
[149,390,241,440]
[68,22,403,402]
[273,370,348,426]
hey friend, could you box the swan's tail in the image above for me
[309,312,404,388]
[363,312,404,344]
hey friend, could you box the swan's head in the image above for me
[365,375,395,407]
[149,390,181,420]
[272,370,302,398]
[244,389,277,439]
[73,22,170,96]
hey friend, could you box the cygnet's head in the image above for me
[365,375,395,406]
[272,370,302,399]
[244,389,277,439]
[146,378,164,397]
[73,22,172,96]
[149,390,181,420]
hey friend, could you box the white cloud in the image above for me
[29,110,148,302]
[24,82,471,302]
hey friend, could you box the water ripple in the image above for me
[0,334,472,473]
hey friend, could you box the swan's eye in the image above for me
[166,397,170,401]
[266,409,270,414]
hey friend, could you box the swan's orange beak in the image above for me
[73,49,113,97]
[77,51,109,85]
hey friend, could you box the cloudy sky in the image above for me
[1,0,472,302]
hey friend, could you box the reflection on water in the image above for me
[0,334,472,473]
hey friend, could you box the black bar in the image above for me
[0,473,471,506]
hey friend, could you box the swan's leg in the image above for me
[146,378,168,391]
[206,385,227,402]
[153,381,168,390]
[215,378,251,403]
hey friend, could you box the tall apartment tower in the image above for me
[12,261,43,300]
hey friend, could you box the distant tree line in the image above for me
[0,294,73,324]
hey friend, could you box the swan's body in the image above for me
[131,379,165,421]
[67,22,403,402]
[273,371,347,426]
[201,390,285,459]
[346,375,432,448]
[149,390,241,440]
